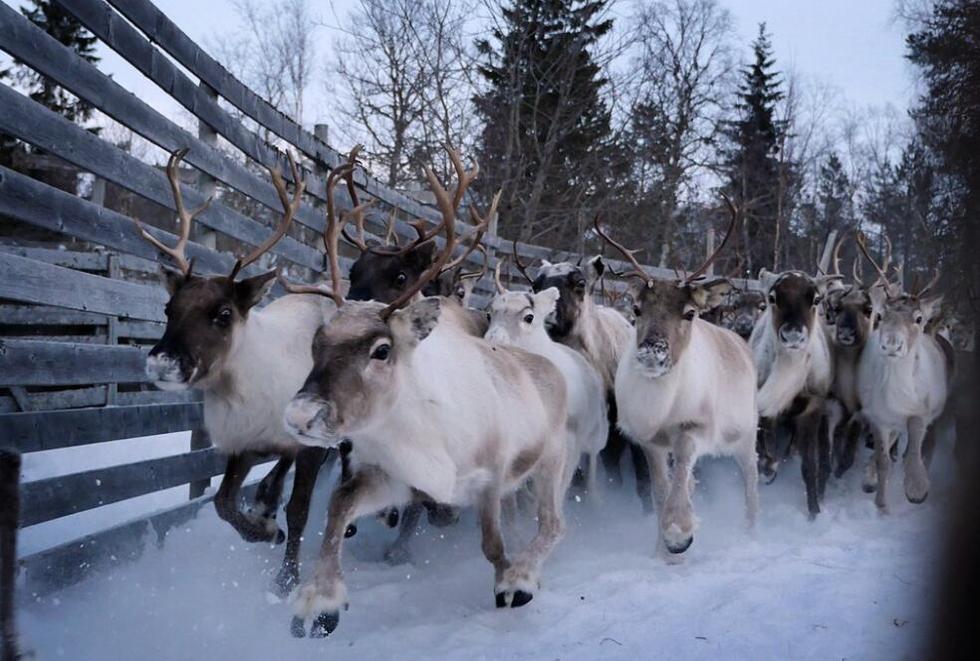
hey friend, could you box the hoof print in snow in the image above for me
[345,524,358,538]
[290,616,306,638]
[310,611,340,638]
[862,483,876,494]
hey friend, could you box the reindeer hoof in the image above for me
[383,544,411,566]
[761,468,778,485]
[906,490,928,504]
[385,508,400,528]
[665,536,693,554]
[310,611,340,638]
[495,590,534,608]
[275,528,286,545]
[426,503,460,528]
[344,524,357,538]
[273,565,299,598]
[290,617,306,638]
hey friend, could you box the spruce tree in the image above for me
[721,23,788,273]
[474,0,618,244]
[14,0,100,123]
[816,152,853,236]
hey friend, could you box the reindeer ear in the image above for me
[409,241,438,269]
[389,297,442,346]
[234,269,277,310]
[918,294,944,323]
[161,266,187,296]
[816,274,845,295]
[586,255,605,285]
[758,268,778,292]
[534,287,560,315]
[689,278,732,311]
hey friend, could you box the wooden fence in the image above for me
[0,0,745,596]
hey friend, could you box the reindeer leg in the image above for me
[291,466,409,638]
[798,408,822,519]
[497,452,566,608]
[629,440,654,514]
[661,433,698,553]
[817,415,832,501]
[904,416,930,504]
[273,446,328,598]
[641,443,672,556]
[600,416,627,488]
[214,452,284,543]
[477,488,511,605]
[734,437,759,529]
[871,424,894,513]
[835,418,863,479]
[384,503,423,566]
[252,456,294,521]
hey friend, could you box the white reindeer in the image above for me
[280,148,570,638]
[595,210,759,555]
[486,265,609,500]
[855,235,950,511]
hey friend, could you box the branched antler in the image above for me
[135,147,213,275]
[459,244,489,281]
[494,256,508,294]
[592,214,652,284]
[442,190,500,273]
[230,150,304,279]
[684,194,738,284]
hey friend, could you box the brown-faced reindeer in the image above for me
[750,262,841,518]
[822,238,876,478]
[855,235,951,511]
[280,146,569,638]
[513,244,653,512]
[722,289,768,340]
[595,208,759,556]
[140,147,354,598]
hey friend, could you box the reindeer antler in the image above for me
[229,151,304,279]
[512,239,535,286]
[441,190,500,274]
[592,214,652,284]
[379,146,478,319]
[494,256,508,294]
[384,209,400,247]
[459,244,489,282]
[914,269,942,298]
[831,232,845,277]
[684,194,738,284]
[856,231,891,287]
[135,148,213,275]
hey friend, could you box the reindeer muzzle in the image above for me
[777,325,808,351]
[145,352,194,390]
[636,338,672,377]
[283,395,341,447]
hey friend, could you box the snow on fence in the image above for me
[0,0,747,597]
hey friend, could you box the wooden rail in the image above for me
[0,0,744,596]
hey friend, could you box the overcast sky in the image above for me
[2,0,916,137]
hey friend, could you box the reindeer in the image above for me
[139,147,356,598]
[821,238,877,478]
[513,246,653,513]
[487,261,609,500]
[280,148,569,637]
[335,189,491,565]
[750,261,840,518]
[718,289,768,340]
[855,235,951,511]
[595,207,759,555]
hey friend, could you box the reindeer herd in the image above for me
[135,145,963,639]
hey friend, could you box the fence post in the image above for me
[705,228,716,276]
[105,253,119,406]
[1,449,23,661]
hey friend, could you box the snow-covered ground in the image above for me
[18,446,953,661]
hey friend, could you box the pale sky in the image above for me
[2,0,915,138]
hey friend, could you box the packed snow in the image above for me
[18,443,954,661]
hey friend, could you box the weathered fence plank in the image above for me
[0,339,149,387]
[0,2,329,236]
[0,252,167,322]
[0,85,323,272]
[0,401,202,453]
[106,0,442,227]
[19,448,223,527]
[0,305,108,327]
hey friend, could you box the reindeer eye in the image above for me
[371,343,391,361]
[683,309,696,321]
[575,279,586,290]
[523,313,534,324]
[863,307,873,317]
[915,314,923,325]
[395,273,407,286]
[214,306,233,328]
[768,292,776,304]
